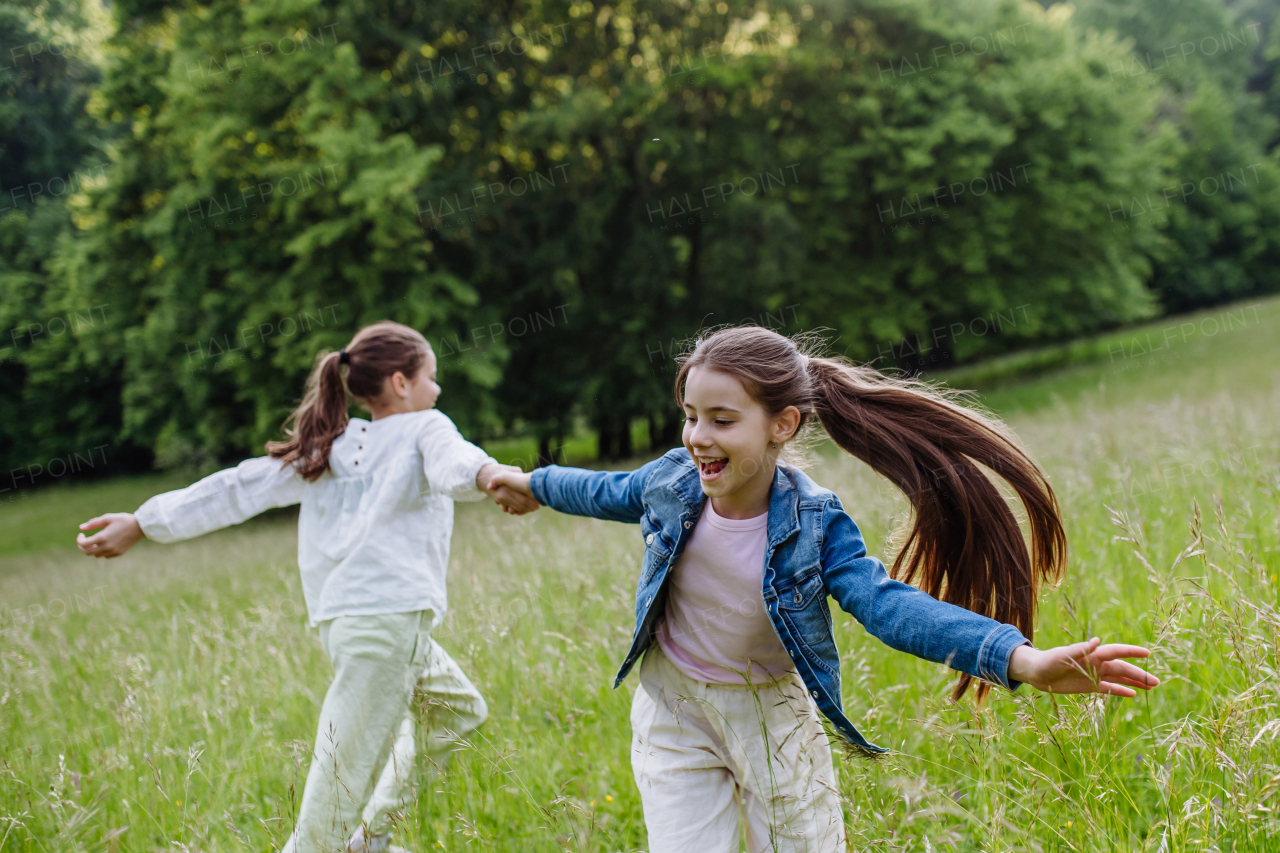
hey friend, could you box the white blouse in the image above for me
[134,409,497,627]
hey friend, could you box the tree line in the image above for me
[3,0,1280,481]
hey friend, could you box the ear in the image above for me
[388,371,410,398]
[773,406,802,444]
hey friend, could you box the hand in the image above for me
[476,464,539,515]
[77,513,145,558]
[1008,637,1160,698]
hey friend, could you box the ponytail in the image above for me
[268,321,431,482]
[675,326,1067,703]
[267,350,350,481]
[806,357,1066,703]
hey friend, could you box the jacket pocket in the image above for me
[777,572,835,647]
[639,550,665,585]
[639,512,672,557]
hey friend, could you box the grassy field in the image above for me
[3,296,1280,852]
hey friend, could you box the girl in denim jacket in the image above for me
[489,326,1158,853]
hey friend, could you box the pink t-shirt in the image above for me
[655,501,793,684]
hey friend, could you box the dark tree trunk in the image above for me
[595,417,635,461]
[649,410,681,452]
[618,419,633,459]
[595,414,614,461]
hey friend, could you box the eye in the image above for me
[684,415,697,424]
[714,419,732,426]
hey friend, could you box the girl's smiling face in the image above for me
[681,366,801,518]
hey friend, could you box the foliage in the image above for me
[1,0,1277,468]
[1070,0,1280,312]
[0,0,112,472]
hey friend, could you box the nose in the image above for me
[687,419,713,449]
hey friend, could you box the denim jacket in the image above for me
[529,447,1030,754]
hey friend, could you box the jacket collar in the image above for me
[765,464,801,549]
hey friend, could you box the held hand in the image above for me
[1008,637,1160,698]
[477,464,539,515]
[77,513,145,558]
[486,465,534,496]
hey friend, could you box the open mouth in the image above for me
[697,457,729,478]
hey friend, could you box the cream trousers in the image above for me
[630,644,846,853]
[280,611,487,853]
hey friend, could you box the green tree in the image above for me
[1071,0,1280,311]
[0,0,112,475]
[41,0,505,469]
[405,0,1168,451]
[20,0,1180,468]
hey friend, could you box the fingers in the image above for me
[488,471,531,497]
[78,529,121,558]
[1065,637,1102,660]
[1095,681,1139,698]
[79,516,108,531]
[1098,659,1152,678]
[1091,644,1151,662]
[491,486,540,515]
[78,538,111,558]
[1028,636,1161,697]
[1098,660,1159,688]
[501,486,539,510]
[1067,639,1151,665]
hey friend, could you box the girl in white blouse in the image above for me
[76,321,537,853]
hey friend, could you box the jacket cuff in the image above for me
[529,466,552,506]
[976,623,1031,691]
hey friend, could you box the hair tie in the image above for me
[338,350,350,365]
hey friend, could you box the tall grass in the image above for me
[2,297,1279,851]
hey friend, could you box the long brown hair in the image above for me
[674,326,1067,703]
[267,321,432,481]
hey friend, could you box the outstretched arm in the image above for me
[821,499,1158,696]
[821,504,1028,689]
[77,456,304,557]
[487,456,668,523]
[416,413,537,514]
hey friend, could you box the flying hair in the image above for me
[673,325,1067,703]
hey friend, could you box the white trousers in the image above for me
[630,644,845,853]
[281,611,488,853]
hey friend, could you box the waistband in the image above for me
[644,641,803,694]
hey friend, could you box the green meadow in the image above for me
[3,296,1279,852]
